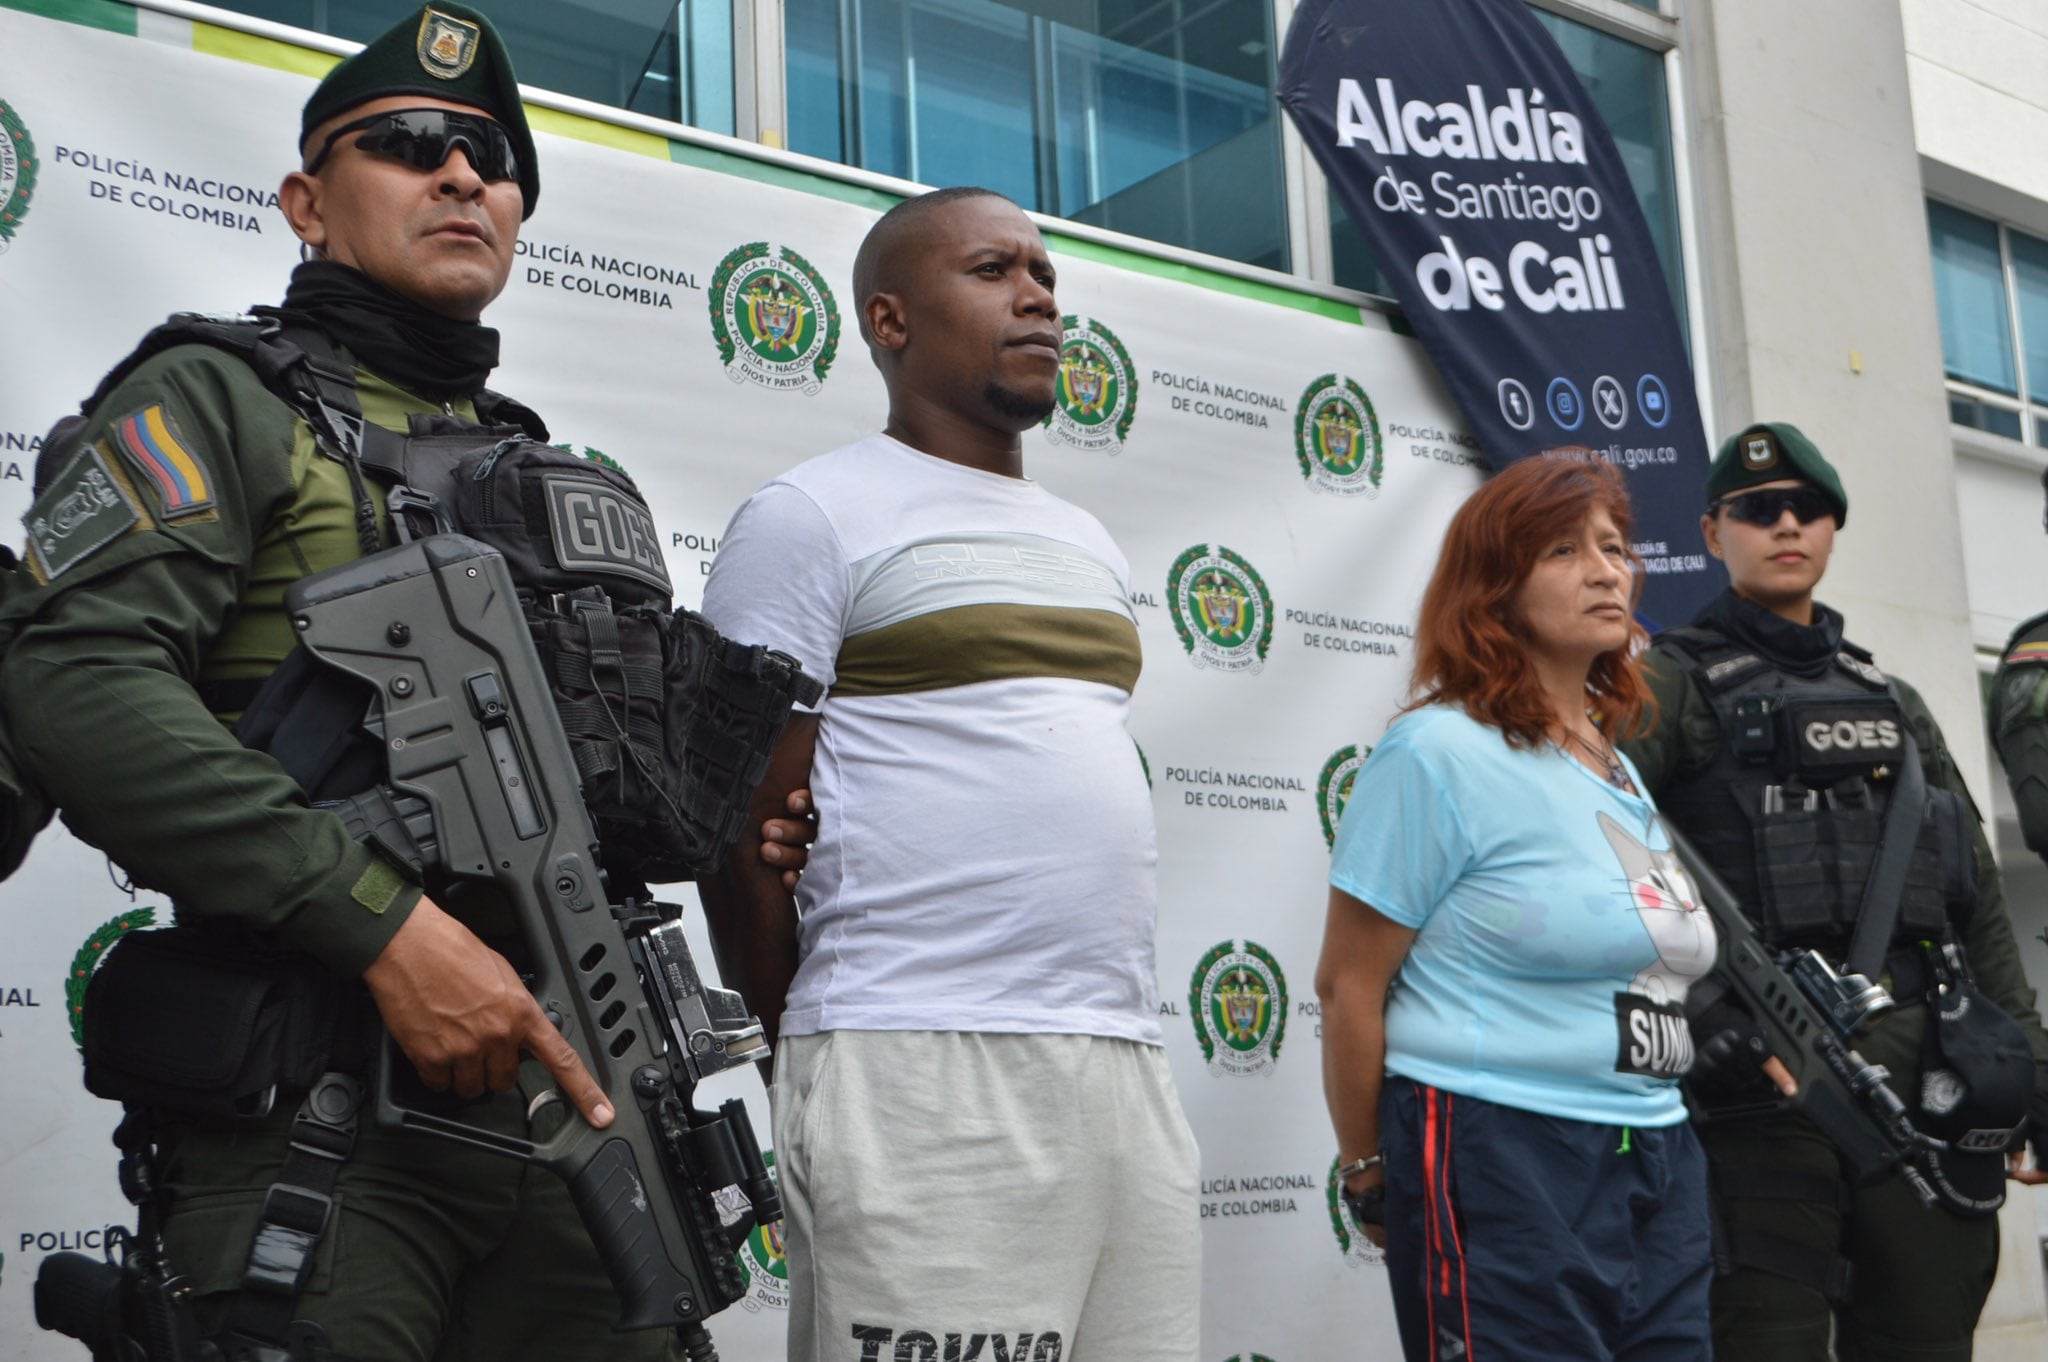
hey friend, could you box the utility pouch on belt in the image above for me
[81,928,342,1121]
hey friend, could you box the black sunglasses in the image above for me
[306,108,520,184]
[1711,485,1838,527]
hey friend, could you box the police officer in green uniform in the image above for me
[1620,422,2048,1362]
[2,8,779,1359]
[1989,477,2048,866]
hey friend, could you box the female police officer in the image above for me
[1621,421,2048,1362]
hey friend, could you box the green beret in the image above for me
[1706,421,1848,526]
[300,3,538,218]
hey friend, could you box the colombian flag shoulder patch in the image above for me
[110,403,216,521]
[2004,639,2048,668]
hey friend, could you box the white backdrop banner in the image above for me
[0,5,1484,1359]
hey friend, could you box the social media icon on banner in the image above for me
[1497,378,1535,431]
[1592,376,1628,430]
[1637,374,1672,429]
[1547,377,1584,432]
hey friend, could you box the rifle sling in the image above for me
[225,1073,362,1351]
[1843,686,1926,982]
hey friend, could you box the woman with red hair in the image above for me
[1315,454,1717,1362]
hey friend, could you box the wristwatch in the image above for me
[1337,1154,1385,1227]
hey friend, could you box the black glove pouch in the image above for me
[2028,1064,2048,1158]
[1913,941,2034,1217]
[81,928,342,1121]
[651,609,821,883]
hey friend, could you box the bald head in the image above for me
[853,187,1014,348]
[854,189,1061,458]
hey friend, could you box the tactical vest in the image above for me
[22,311,816,891]
[1652,626,1973,954]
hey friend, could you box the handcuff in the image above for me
[1337,1153,1385,1227]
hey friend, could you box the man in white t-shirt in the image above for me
[698,188,1200,1362]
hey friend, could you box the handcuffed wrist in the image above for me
[1336,1153,1383,1184]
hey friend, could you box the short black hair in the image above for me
[851,186,1016,345]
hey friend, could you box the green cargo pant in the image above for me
[154,1060,681,1362]
[1701,1018,2001,1362]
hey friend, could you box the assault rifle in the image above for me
[292,534,785,1358]
[1670,829,1944,1207]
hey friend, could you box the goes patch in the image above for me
[22,441,153,583]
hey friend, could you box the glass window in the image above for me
[785,0,1288,272]
[1921,201,2048,444]
[1330,8,1685,329]
[2009,228,2048,402]
[1327,206,1396,301]
[1531,10,1680,311]
[1928,201,2018,395]
[1949,394,2023,442]
[786,0,847,162]
[211,0,735,133]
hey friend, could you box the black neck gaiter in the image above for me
[1696,587,1846,677]
[274,260,499,401]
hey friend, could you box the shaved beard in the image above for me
[985,379,1056,427]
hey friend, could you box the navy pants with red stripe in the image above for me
[1380,1079,1712,1362]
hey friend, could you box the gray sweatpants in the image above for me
[773,1029,1203,1362]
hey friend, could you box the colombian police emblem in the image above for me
[67,909,157,1049]
[1294,374,1382,495]
[416,9,482,78]
[1043,314,1138,454]
[1190,939,1288,1077]
[1167,544,1273,673]
[1316,743,1372,849]
[709,242,840,395]
[1326,1156,1387,1268]
[0,98,39,254]
[735,1150,789,1312]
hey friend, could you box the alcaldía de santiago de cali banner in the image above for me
[1280,0,1714,626]
[0,4,1493,1358]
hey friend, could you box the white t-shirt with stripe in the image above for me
[701,434,1163,1044]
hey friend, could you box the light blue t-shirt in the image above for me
[1329,705,1717,1127]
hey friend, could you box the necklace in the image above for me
[1563,726,1634,792]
